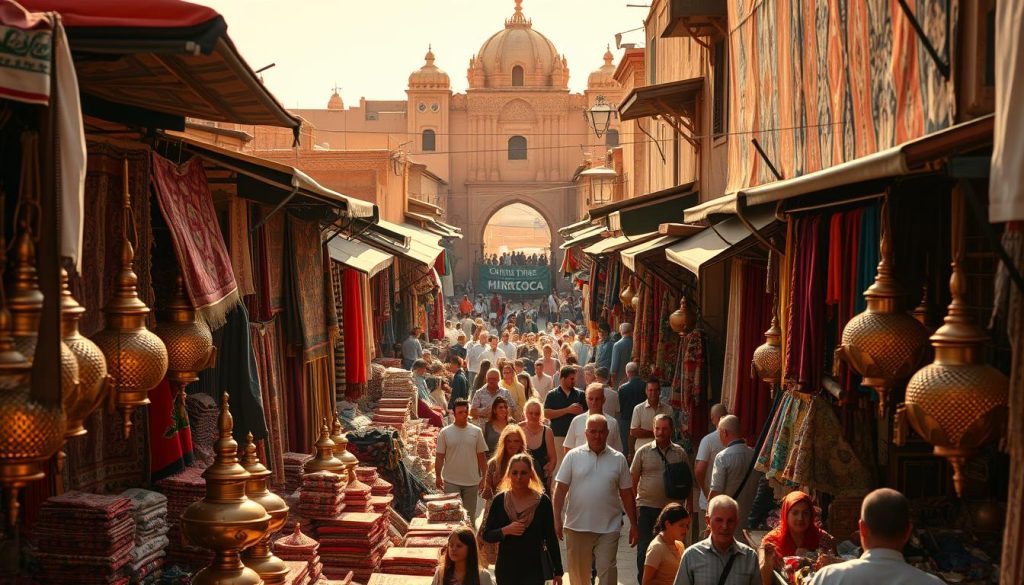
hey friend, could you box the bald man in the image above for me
[708,415,759,529]
[695,403,729,514]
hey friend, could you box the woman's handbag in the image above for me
[541,544,555,580]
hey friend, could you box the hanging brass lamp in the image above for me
[899,257,1009,497]
[180,393,270,585]
[153,274,215,417]
[240,432,290,585]
[619,282,635,307]
[330,413,359,481]
[631,291,640,310]
[837,198,929,417]
[91,160,168,438]
[752,312,783,385]
[912,285,930,328]
[304,419,346,475]
[669,297,694,335]
[60,268,110,436]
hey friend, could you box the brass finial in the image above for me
[304,418,345,474]
[241,431,290,584]
[330,412,359,481]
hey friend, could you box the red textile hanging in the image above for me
[147,379,195,481]
[785,215,829,394]
[342,267,368,387]
[732,262,774,441]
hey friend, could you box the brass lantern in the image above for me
[669,297,694,335]
[751,312,782,385]
[899,258,1009,497]
[180,393,270,585]
[837,199,929,417]
[240,432,290,585]
[91,160,168,438]
[304,420,346,475]
[60,268,110,436]
[619,282,635,307]
[330,413,359,481]
[153,274,215,417]
[631,292,639,310]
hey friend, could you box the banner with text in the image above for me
[478,264,550,295]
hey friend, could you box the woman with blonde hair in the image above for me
[518,398,556,493]
[482,453,563,585]
[498,362,525,420]
[477,425,527,565]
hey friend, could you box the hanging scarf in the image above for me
[503,489,542,529]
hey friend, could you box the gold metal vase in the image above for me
[751,312,782,385]
[153,274,215,422]
[331,413,359,482]
[60,268,110,435]
[90,159,168,438]
[619,282,635,307]
[240,432,289,585]
[180,393,270,585]
[669,297,694,335]
[899,258,1009,497]
[837,199,929,417]
[304,419,346,475]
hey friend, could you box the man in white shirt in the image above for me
[572,334,592,367]
[695,403,728,515]
[478,335,507,368]
[435,398,488,526]
[630,377,673,452]
[530,358,554,402]
[562,383,623,454]
[807,488,942,585]
[553,414,638,585]
[465,331,488,385]
[594,366,619,420]
[497,331,517,363]
[469,369,516,428]
[708,415,758,530]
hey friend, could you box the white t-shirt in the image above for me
[602,385,620,419]
[479,347,507,367]
[531,373,554,402]
[497,341,517,361]
[555,444,632,534]
[562,413,622,453]
[630,400,673,451]
[809,549,943,585]
[435,423,488,487]
[466,343,487,374]
[695,429,725,511]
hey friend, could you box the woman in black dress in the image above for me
[482,453,563,585]
[518,398,556,493]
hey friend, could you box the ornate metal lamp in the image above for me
[669,297,694,335]
[752,312,782,385]
[304,420,346,475]
[91,160,168,438]
[330,413,359,481]
[153,274,215,418]
[60,268,110,435]
[240,432,290,585]
[619,282,635,308]
[631,292,640,310]
[837,198,929,417]
[898,257,1009,497]
[180,393,270,585]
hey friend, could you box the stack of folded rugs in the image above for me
[405,515,463,542]
[341,475,372,513]
[356,467,394,513]
[372,369,415,429]
[315,511,389,583]
[155,465,212,569]
[121,488,170,584]
[420,492,467,524]
[283,452,312,493]
[32,491,135,585]
[273,525,323,584]
[379,546,442,576]
[281,490,313,536]
[299,471,347,519]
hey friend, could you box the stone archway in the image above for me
[482,202,551,259]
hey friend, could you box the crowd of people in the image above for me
[398,312,940,585]
[481,251,549,266]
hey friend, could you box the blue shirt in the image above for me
[402,336,422,363]
[593,338,614,368]
[448,369,469,410]
[610,336,633,382]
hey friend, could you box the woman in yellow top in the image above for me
[642,503,689,585]
[498,362,525,420]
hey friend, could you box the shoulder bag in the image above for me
[655,445,693,501]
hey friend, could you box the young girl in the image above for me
[642,503,690,585]
[432,526,493,585]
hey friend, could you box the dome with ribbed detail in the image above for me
[469,0,568,89]
[588,45,619,89]
[409,45,450,89]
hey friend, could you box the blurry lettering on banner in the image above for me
[478,264,550,295]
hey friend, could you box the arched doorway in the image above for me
[482,202,551,260]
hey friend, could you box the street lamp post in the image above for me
[586,96,617,138]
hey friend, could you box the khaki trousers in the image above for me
[565,528,620,585]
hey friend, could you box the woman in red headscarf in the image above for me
[758,491,837,584]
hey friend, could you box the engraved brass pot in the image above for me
[240,432,289,585]
[751,312,782,385]
[60,269,110,436]
[669,297,694,334]
[153,274,215,416]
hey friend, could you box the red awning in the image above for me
[20,0,300,134]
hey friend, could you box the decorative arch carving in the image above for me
[498,98,536,122]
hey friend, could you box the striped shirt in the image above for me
[673,538,759,585]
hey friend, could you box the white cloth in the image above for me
[55,21,85,270]
[562,412,622,453]
[531,372,554,402]
[461,318,475,335]
[466,343,487,374]
[478,347,507,367]
[435,423,487,486]
[431,568,494,585]
[555,444,632,534]
[602,385,620,419]
[497,341,517,360]
[572,340,591,366]
[695,430,725,511]
[990,0,1024,222]
[808,549,943,585]
[630,400,673,451]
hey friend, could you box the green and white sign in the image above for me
[478,264,550,295]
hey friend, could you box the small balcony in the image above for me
[662,0,727,39]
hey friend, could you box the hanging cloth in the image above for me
[342,267,368,387]
[283,213,331,361]
[784,215,829,394]
[735,261,773,441]
[721,262,745,411]
[147,380,194,482]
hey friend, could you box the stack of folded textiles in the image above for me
[32,491,135,585]
[367,574,434,585]
[281,490,314,536]
[405,516,463,540]
[121,488,170,584]
[403,534,450,548]
[299,471,347,520]
[155,465,212,570]
[380,546,443,576]
[341,476,372,513]
[315,511,389,583]
[273,525,323,584]
[281,560,309,585]
[283,452,312,493]
[425,498,466,523]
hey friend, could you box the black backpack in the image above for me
[655,445,693,501]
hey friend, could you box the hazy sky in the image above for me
[193,0,648,109]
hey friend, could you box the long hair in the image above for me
[497,452,543,493]
[488,396,509,424]
[435,526,481,585]
[473,360,491,390]
[488,425,527,486]
[522,397,546,423]
[517,373,534,399]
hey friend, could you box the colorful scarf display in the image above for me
[284,214,330,362]
[150,153,239,328]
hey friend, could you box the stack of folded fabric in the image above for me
[283,452,312,493]
[405,516,463,540]
[315,511,389,583]
[155,465,212,569]
[367,574,434,585]
[282,560,309,585]
[403,534,451,548]
[186,393,220,464]
[273,525,323,584]
[298,471,347,520]
[372,369,415,429]
[426,499,466,524]
[364,362,387,402]
[32,491,135,585]
[341,475,372,513]
[281,490,313,536]
[121,488,170,584]
[380,546,443,576]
